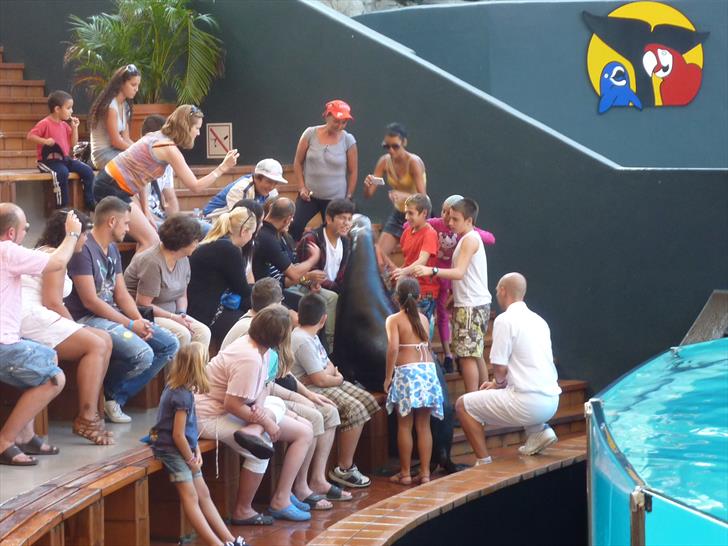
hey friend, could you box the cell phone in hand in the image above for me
[370,176,385,186]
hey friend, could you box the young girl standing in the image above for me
[384,278,444,485]
[150,342,246,546]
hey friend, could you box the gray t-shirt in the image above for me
[301,126,356,200]
[66,233,123,320]
[290,327,328,379]
[124,244,190,313]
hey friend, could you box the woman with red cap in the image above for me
[290,100,358,240]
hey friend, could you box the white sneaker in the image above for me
[518,426,557,456]
[104,400,131,423]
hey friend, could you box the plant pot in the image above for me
[130,103,177,140]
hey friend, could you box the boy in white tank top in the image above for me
[413,198,491,393]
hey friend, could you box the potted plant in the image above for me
[64,0,225,138]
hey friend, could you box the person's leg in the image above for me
[155,316,192,347]
[290,197,319,241]
[435,282,453,362]
[269,415,314,511]
[414,408,433,481]
[175,480,225,546]
[0,341,65,462]
[309,426,336,492]
[452,306,485,393]
[192,476,235,543]
[118,323,178,403]
[128,199,160,253]
[68,159,96,209]
[395,411,414,482]
[233,468,265,520]
[50,161,71,207]
[338,425,363,470]
[54,327,111,422]
[455,395,489,460]
[187,315,212,349]
[283,401,323,501]
[459,357,481,393]
[315,197,331,226]
[376,232,399,269]
[318,288,338,352]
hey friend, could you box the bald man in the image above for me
[0,203,81,465]
[455,273,561,464]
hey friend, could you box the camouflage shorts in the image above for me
[451,305,490,358]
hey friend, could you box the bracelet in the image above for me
[67,232,80,239]
[431,267,439,277]
[128,319,134,330]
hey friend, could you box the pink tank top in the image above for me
[106,131,171,195]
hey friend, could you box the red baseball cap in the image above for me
[323,99,354,121]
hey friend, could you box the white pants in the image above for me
[155,315,211,349]
[198,395,286,474]
[462,387,559,436]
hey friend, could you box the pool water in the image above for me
[600,337,728,522]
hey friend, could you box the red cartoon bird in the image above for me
[642,44,703,106]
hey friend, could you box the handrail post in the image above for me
[585,400,594,546]
[630,487,647,546]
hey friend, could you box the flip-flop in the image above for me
[229,513,274,526]
[0,444,38,466]
[16,435,59,455]
[389,472,413,485]
[233,431,274,459]
[323,484,353,501]
[268,503,311,522]
[290,494,311,512]
[302,494,333,511]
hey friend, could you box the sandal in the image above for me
[0,444,37,466]
[229,513,274,526]
[73,415,114,446]
[416,474,431,484]
[389,472,413,485]
[16,435,59,455]
[302,494,333,511]
[323,484,352,502]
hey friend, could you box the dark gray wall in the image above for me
[0,0,114,111]
[196,0,727,393]
[2,0,726,393]
[357,1,728,169]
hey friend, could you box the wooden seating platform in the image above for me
[310,434,587,546]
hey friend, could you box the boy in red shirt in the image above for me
[391,193,439,321]
[27,90,95,210]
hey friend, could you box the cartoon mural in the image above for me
[584,2,708,114]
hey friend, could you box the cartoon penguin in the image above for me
[598,61,643,114]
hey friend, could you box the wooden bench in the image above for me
[0,439,237,545]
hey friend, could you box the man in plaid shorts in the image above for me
[290,293,380,488]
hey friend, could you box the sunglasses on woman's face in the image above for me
[382,143,401,150]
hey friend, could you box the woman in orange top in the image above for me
[363,123,426,270]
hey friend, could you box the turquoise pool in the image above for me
[599,337,728,522]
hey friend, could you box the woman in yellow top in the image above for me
[363,123,427,268]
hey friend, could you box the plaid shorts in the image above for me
[308,380,380,431]
[451,305,491,358]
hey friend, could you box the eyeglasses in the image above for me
[382,143,401,150]
[125,64,140,75]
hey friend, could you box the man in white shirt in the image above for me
[455,272,561,465]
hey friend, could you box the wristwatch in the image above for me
[431,267,439,277]
[67,231,80,239]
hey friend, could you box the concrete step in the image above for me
[0,63,24,80]
[0,79,45,98]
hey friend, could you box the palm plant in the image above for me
[64,0,224,104]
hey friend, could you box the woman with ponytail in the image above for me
[384,277,444,485]
[187,206,258,344]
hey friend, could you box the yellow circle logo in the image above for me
[583,1,708,113]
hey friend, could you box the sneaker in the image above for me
[474,456,492,466]
[518,426,557,456]
[225,537,247,546]
[328,464,371,488]
[104,400,131,423]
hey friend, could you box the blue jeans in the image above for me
[418,296,437,341]
[78,316,179,407]
[42,158,95,208]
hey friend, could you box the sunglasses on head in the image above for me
[189,105,202,116]
[382,143,401,150]
[125,64,140,75]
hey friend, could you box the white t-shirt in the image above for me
[147,165,174,219]
[324,232,343,282]
[452,229,491,307]
[489,301,561,396]
[90,99,128,167]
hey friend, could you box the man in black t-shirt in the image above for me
[252,197,322,311]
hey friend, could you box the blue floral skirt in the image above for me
[386,362,444,420]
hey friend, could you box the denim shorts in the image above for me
[382,209,406,239]
[0,339,60,388]
[154,449,202,483]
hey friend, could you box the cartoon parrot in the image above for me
[642,44,703,105]
[598,61,643,113]
[583,11,709,107]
